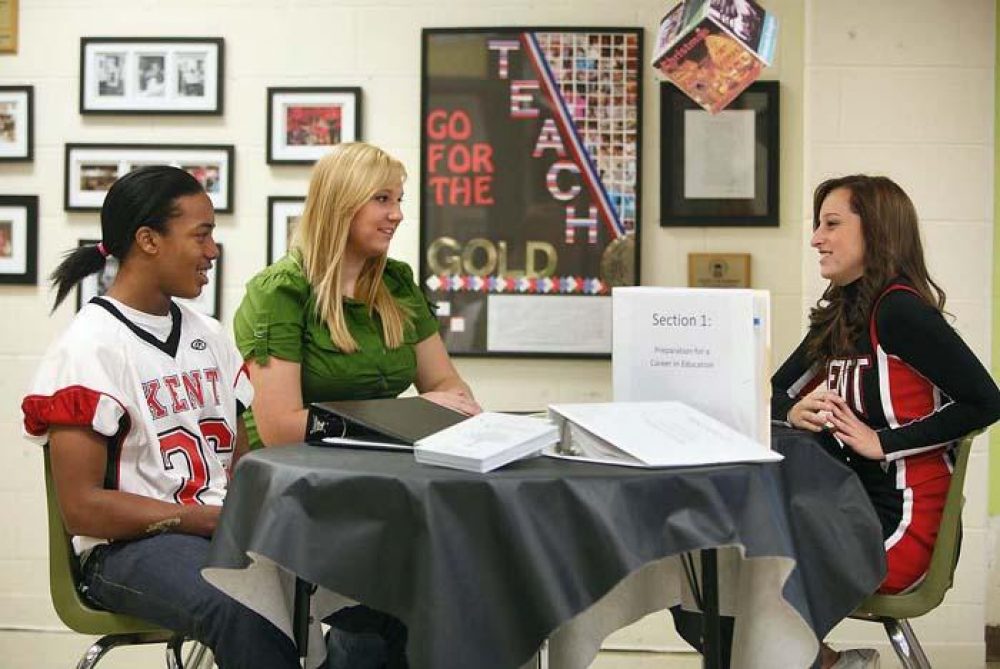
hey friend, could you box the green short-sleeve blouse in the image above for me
[233,253,439,448]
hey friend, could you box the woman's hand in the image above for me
[825,394,885,460]
[421,389,482,416]
[787,388,838,432]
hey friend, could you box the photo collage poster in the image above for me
[421,28,642,356]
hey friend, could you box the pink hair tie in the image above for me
[96,242,110,258]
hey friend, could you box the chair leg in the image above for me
[74,632,179,669]
[883,619,932,669]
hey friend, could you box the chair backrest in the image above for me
[42,445,164,635]
[853,434,974,620]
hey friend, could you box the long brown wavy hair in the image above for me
[806,175,946,364]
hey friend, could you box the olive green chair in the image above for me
[43,446,192,669]
[850,434,975,669]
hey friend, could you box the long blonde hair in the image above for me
[293,142,411,353]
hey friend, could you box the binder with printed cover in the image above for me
[306,397,470,450]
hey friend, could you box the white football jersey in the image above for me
[22,297,253,552]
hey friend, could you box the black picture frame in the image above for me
[0,195,38,285]
[660,80,779,226]
[420,27,643,358]
[75,238,223,319]
[64,143,235,213]
[0,85,33,162]
[79,37,224,115]
[266,87,362,164]
[267,196,305,264]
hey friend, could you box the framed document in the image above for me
[660,80,779,226]
[421,27,643,357]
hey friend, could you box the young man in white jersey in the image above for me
[21,166,300,668]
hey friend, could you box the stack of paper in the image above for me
[414,412,558,473]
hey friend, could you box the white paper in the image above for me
[487,295,611,354]
[322,436,411,451]
[683,109,755,200]
[548,401,781,467]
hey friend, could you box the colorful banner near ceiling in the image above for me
[420,28,642,356]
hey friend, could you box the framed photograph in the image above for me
[0,195,38,285]
[267,87,362,164]
[0,85,32,161]
[80,37,224,114]
[421,28,643,357]
[65,143,235,213]
[76,239,223,319]
[660,80,779,226]
[267,196,305,264]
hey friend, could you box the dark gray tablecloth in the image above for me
[205,426,885,669]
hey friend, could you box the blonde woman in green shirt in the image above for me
[234,142,480,451]
[234,142,479,666]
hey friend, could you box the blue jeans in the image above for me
[81,533,400,669]
[81,533,299,669]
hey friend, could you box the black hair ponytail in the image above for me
[48,165,204,312]
[50,244,108,312]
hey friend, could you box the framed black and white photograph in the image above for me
[421,28,642,357]
[80,37,224,114]
[660,80,779,227]
[267,196,305,263]
[76,238,223,319]
[267,87,361,164]
[0,195,38,285]
[0,85,32,161]
[65,143,235,213]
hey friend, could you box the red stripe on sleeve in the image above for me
[21,385,105,436]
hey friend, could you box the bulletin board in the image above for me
[420,27,642,357]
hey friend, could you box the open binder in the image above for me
[306,397,469,450]
[547,401,782,467]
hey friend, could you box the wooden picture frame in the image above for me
[64,143,235,213]
[76,238,223,319]
[79,37,224,115]
[0,85,32,161]
[660,80,779,226]
[267,87,362,164]
[267,196,305,264]
[0,194,37,285]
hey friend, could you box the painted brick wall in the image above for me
[804,1,995,666]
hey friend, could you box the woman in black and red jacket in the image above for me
[771,174,1000,669]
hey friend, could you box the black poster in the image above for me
[420,28,642,357]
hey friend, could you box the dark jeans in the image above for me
[81,533,300,669]
[80,534,406,668]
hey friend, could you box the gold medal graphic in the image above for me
[600,235,636,286]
